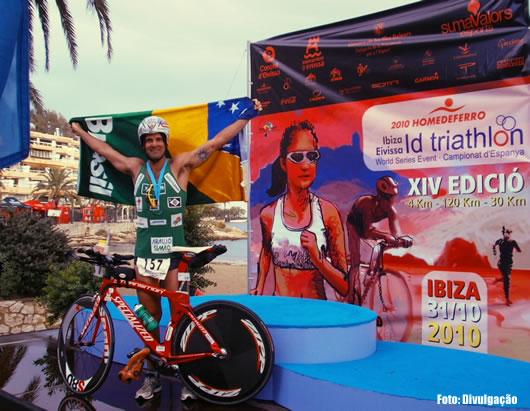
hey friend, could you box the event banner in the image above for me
[0,0,29,168]
[73,97,249,205]
[249,0,530,362]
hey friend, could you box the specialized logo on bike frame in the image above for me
[151,237,173,254]
[167,196,182,208]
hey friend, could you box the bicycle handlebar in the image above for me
[75,244,227,270]
[75,248,135,268]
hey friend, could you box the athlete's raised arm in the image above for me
[71,122,143,177]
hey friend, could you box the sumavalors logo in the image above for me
[85,117,114,197]
[441,0,513,34]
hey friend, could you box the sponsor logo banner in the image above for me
[362,84,529,171]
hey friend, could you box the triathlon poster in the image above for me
[248,0,530,362]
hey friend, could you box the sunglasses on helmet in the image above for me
[285,150,320,164]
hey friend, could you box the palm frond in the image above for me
[54,0,78,68]
[0,346,27,389]
[34,0,51,71]
[30,81,44,113]
[87,0,113,61]
[28,1,35,73]
[32,168,77,202]
[19,376,42,403]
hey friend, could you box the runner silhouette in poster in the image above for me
[493,226,522,306]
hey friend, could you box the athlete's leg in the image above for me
[501,264,512,305]
[163,265,182,319]
[134,267,163,400]
[135,266,162,341]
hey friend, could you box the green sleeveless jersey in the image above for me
[133,164,187,258]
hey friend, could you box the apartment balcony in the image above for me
[23,157,78,169]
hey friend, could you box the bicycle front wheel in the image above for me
[173,301,274,405]
[57,295,115,396]
[369,271,412,342]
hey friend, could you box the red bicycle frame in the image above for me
[78,259,224,365]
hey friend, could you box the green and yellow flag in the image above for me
[73,97,249,205]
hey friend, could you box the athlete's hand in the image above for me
[397,236,413,248]
[253,99,263,112]
[301,230,320,262]
[383,234,397,246]
[70,122,83,135]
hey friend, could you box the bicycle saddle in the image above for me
[171,245,227,270]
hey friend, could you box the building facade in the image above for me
[0,130,79,202]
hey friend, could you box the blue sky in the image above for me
[31,0,417,119]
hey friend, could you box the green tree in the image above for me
[31,108,74,137]
[184,205,217,291]
[30,0,113,110]
[32,167,77,204]
[227,206,245,220]
[41,260,100,324]
[0,211,71,298]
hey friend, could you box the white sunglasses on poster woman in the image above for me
[285,150,321,164]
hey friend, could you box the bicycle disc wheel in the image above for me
[368,271,412,342]
[57,295,115,396]
[173,301,274,405]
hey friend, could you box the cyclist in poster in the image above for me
[346,176,412,304]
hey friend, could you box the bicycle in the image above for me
[349,236,414,342]
[56,245,275,405]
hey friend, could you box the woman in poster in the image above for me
[252,120,348,299]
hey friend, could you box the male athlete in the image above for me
[346,176,411,304]
[493,227,522,306]
[71,98,261,401]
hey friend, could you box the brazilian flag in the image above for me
[72,97,250,205]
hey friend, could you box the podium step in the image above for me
[107,295,530,410]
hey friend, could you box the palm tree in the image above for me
[32,167,77,204]
[29,1,113,110]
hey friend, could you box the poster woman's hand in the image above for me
[301,230,321,264]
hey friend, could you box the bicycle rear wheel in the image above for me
[368,271,412,342]
[57,295,115,395]
[173,301,274,405]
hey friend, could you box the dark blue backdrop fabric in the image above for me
[0,0,29,168]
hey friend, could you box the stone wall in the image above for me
[0,299,58,336]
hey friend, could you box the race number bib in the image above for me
[137,257,171,280]
[151,237,173,254]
